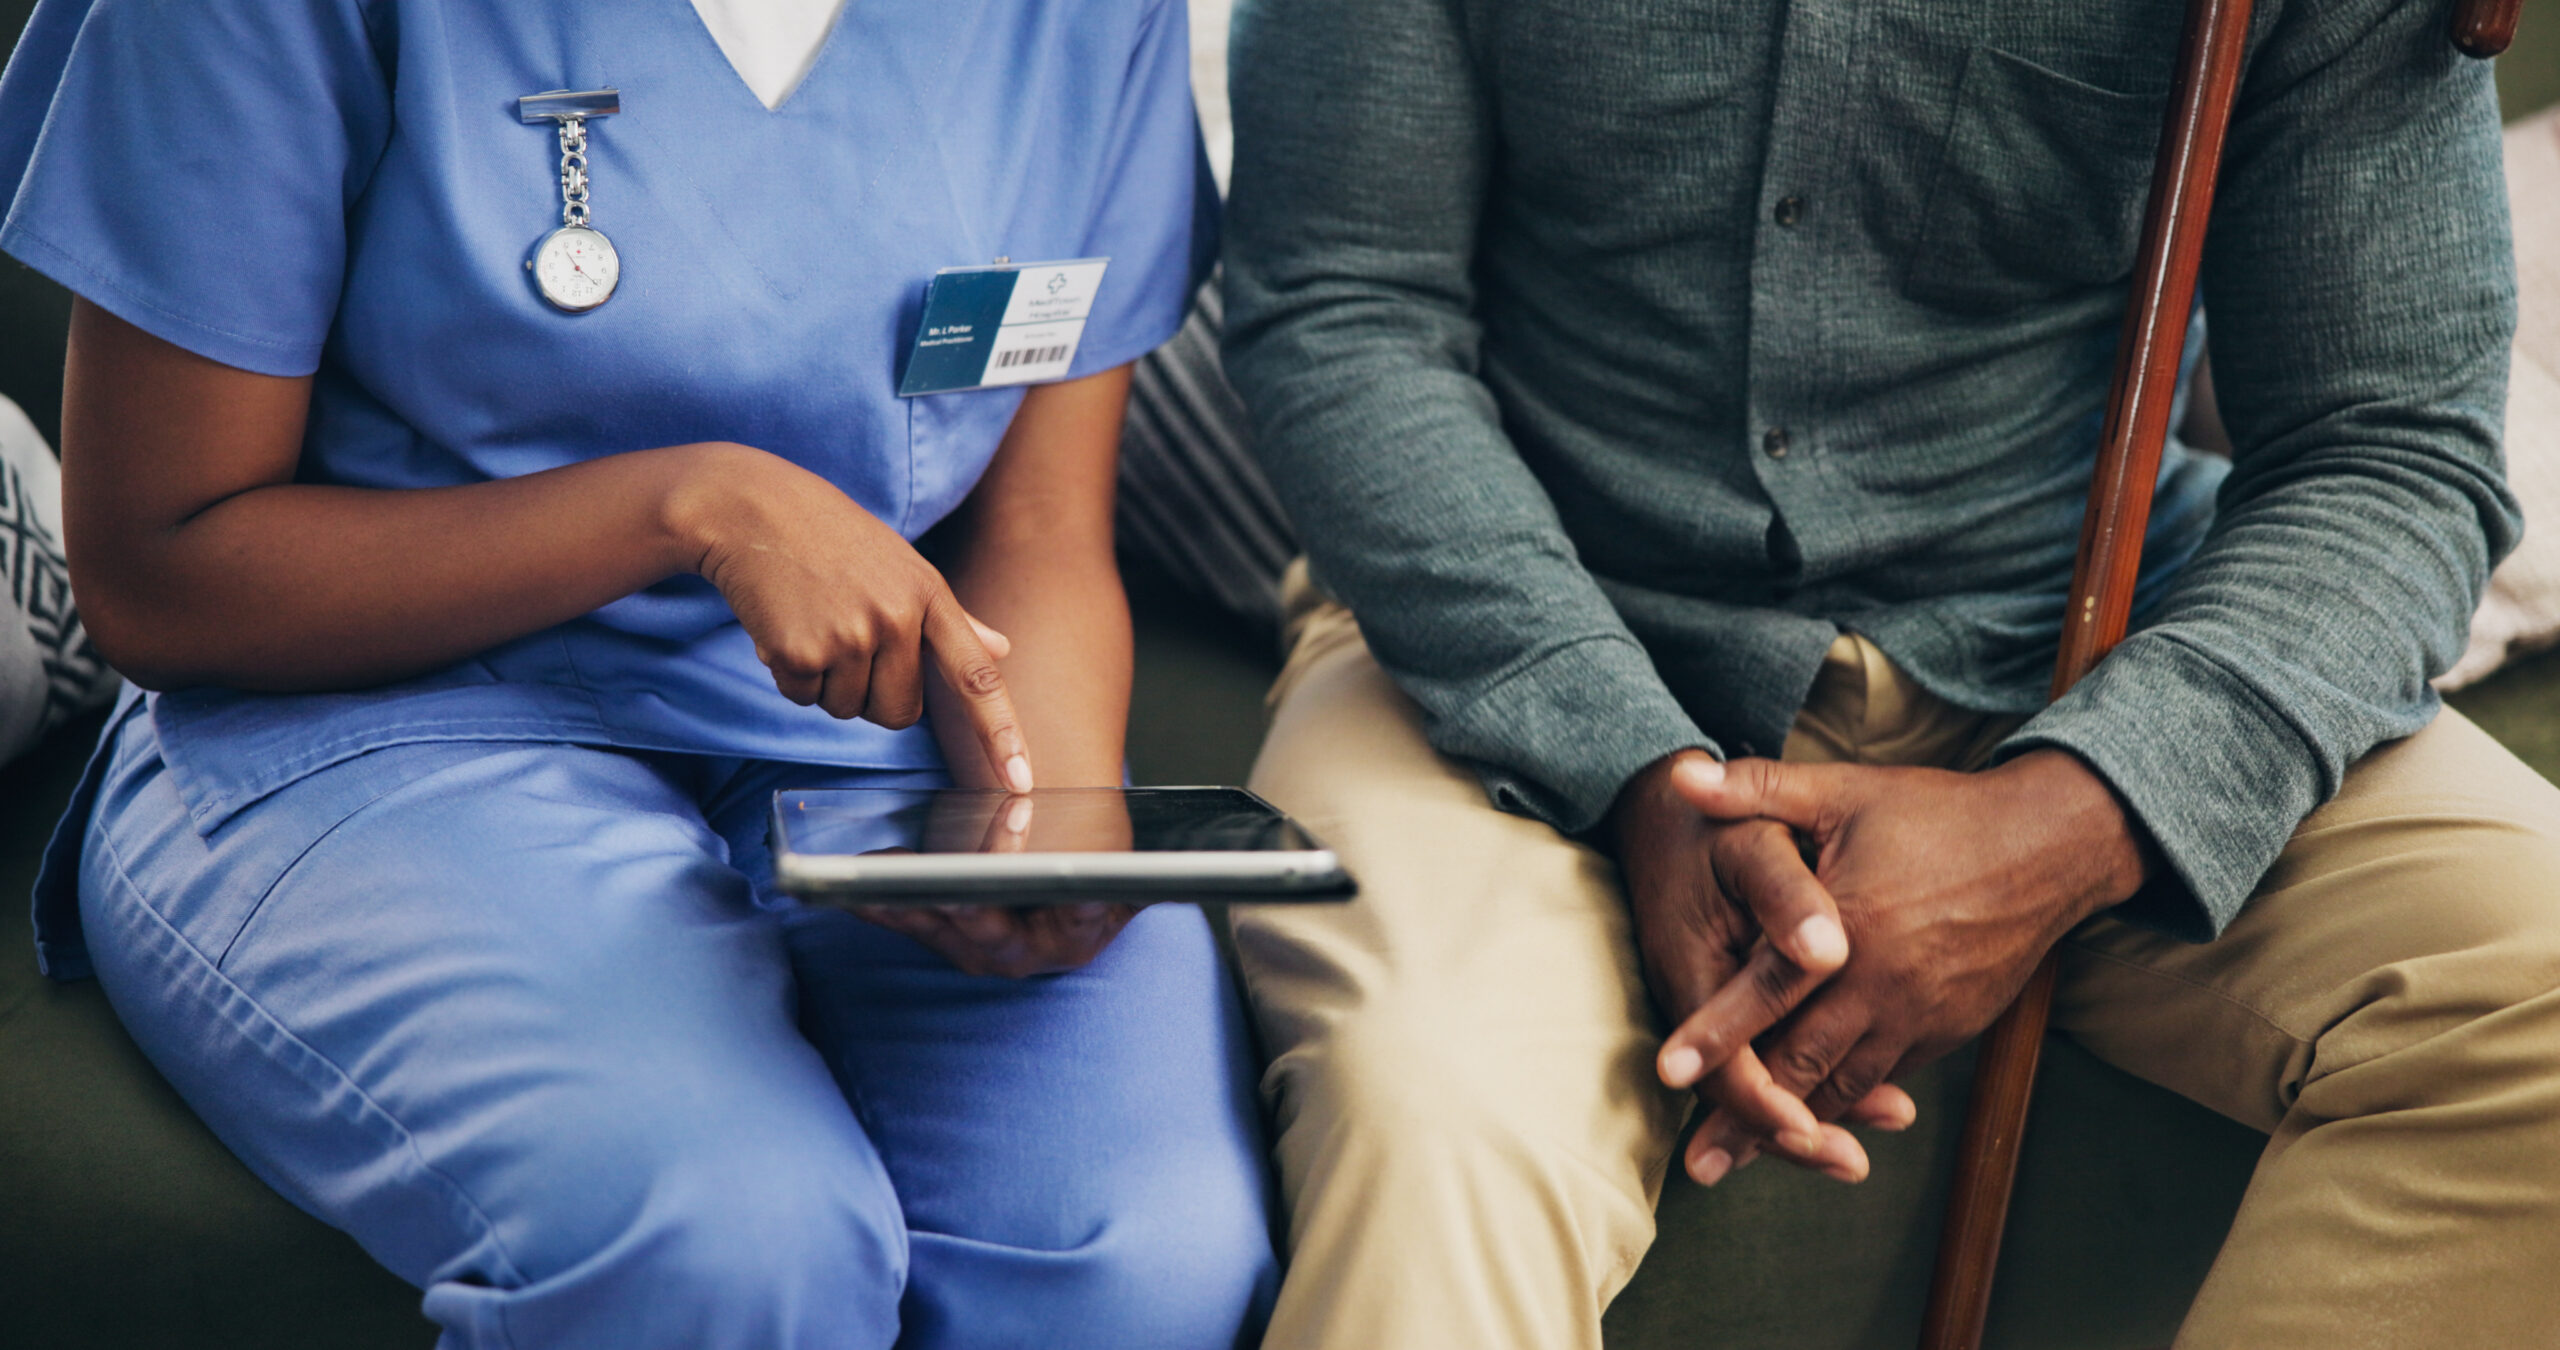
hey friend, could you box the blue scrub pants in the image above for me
[72,709,1279,1350]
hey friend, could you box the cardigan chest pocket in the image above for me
[1903,46,2168,312]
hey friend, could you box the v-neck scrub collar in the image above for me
[690,0,853,110]
[0,0,1208,832]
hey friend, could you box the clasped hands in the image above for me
[1610,746,2152,1187]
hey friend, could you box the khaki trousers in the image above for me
[1233,571,2560,1350]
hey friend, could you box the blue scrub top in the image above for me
[0,0,1207,837]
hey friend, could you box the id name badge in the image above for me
[899,259,1110,396]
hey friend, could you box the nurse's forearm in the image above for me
[60,300,1000,726]
[62,299,715,690]
[926,368,1135,789]
[75,448,736,694]
[941,549,1132,790]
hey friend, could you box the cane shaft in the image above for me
[1916,957,2058,1350]
[1916,0,2256,1344]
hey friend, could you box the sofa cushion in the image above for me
[1,395,120,762]
[1117,282,1295,628]
[0,717,433,1348]
[2441,106,2560,690]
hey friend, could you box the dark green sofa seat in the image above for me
[9,583,2558,1348]
[0,719,431,1348]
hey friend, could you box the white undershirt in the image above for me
[691,0,852,110]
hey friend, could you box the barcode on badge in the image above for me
[995,345,1072,369]
[979,316,1086,387]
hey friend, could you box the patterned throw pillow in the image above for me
[1109,0,1299,629]
[1,394,115,762]
[1115,276,1296,628]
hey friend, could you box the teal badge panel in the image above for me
[899,267,1018,396]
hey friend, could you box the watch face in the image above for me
[533,226,620,312]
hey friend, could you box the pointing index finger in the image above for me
[923,593,1033,793]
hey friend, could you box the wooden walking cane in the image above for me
[1916,3,2521,1346]
[1907,13,2254,1346]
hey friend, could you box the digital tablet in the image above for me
[770,786,1358,905]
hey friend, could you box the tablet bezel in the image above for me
[769,786,1358,904]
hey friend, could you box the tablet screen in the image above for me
[775,787,1322,858]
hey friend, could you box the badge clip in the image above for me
[517,89,621,123]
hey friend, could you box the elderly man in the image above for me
[1218,0,2560,1347]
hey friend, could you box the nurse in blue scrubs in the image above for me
[0,1,1276,1346]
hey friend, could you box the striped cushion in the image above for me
[1116,276,1296,628]
[0,395,115,763]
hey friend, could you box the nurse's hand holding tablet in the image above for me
[775,785,1354,975]
[836,790,1139,979]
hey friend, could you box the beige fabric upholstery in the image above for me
[2442,107,2560,688]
